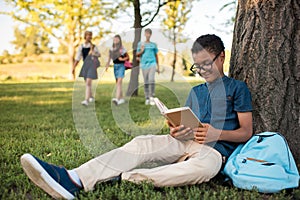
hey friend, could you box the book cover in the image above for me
[153,98,203,140]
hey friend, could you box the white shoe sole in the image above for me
[20,153,75,200]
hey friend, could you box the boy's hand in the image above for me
[168,121,192,139]
[193,123,219,144]
[141,45,145,53]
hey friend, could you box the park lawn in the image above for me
[0,81,299,200]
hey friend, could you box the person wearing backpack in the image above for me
[105,35,129,105]
[72,31,101,106]
[20,34,254,199]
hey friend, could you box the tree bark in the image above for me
[171,33,177,82]
[230,0,300,163]
[68,33,76,80]
[126,0,142,97]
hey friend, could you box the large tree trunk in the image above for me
[230,0,300,163]
[126,0,142,97]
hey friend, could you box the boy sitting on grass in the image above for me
[20,34,253,199]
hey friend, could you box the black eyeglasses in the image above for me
[190,52,221,74]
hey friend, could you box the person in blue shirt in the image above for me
[136,28,160,105]
[20,34,253,199]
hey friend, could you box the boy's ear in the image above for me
[220,51,225,62]
[220,51,225,57]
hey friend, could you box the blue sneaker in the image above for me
[21,153,82,199]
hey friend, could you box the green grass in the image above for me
[0,81,299,199]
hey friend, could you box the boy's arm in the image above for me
[156,53,159,73]
[220,112,253,142]
[193,112,253,144]
[155,43,159,73]
[136,42,143,57]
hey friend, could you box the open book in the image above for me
[153,98,203,140]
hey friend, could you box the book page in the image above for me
[153,98,168,114]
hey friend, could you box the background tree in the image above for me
[162,1,191,82]
[3,0,116,78]
[229,0,300,163]
[12,26,52,57]
[57,43,69,55]
[220,1,236,30]
[209,1,237,34]
[0,50,12,64]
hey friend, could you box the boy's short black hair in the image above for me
[191,34,225,55]
[145,28,152,34]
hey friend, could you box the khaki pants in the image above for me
[75,135,222,191]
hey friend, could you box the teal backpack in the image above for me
[223,132,299,193]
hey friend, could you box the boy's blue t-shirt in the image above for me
[185,76,253,158]
[137,41,158,69]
